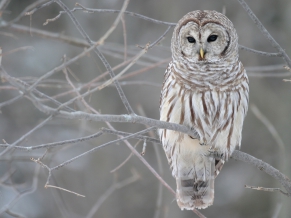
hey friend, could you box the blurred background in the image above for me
[0,0,291,217]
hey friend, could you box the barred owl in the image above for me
[159,10,249,210]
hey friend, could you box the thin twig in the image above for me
[231,151,291,196]
[245,185,289,196]
[250,103,287,215]
[0,115,53,156]
[85,171,139,218]
[1,46,34,57]
[0,131,103,150]
[8,23,90,47]
[27,40,103,91]
[137,105,164,218]
[239,45,282,57]
[0,66,75,112]
[0,0,10,13]
[110,140,141,173]
[5,209,25,218]
[272,203,283,218]
[121,14,127,60]
[148,26,172,49]
[119,58,170,80]
[67,4,176,26]
[25,0,53,16]
[45,57,140,101]
[251,104,286,165]
[247,72,291,78]
[237,0,291,67]
[50,127,156,171]
[0,165,40,216]
[97,43,149,90]
[6,0,51,25]
[55,0,135,114]
[246,64,285,72]
[0,95,22,109]
[45,184,85,197]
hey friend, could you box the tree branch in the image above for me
[237,0,291,67]
[231,151,291,196]
[55,0,135,114]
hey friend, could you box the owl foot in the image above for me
[189,135,197,139]
[199,139,207,146]
[189,128,200,140]
[207,148,225,160]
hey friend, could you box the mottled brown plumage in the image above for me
[159,10,249,210]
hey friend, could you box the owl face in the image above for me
[172,11,238,65]
[178,22,230,62]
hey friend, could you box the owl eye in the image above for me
[187,36,196,43]
[207,35,218,42]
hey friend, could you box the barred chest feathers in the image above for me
[160,60,249,161]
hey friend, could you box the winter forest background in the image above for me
[0,0,291,217]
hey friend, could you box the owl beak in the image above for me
[199,48,205,59]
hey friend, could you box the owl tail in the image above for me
[175,157,216,210]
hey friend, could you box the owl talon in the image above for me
[189,135,196,139]
[208,149,224,159]
[199,139,207,146]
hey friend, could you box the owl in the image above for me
[159,10,249,210]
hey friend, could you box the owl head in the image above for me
[171,10,239,64]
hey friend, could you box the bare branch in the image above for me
[0,115,53,156]
[28,42,102,91]
[7,23,90,47]
[0,0,10,13]
[56,112,199,139]
[25,0,53,16]
[245,185,289,196]
[239,45,282,57]
[121,14,127,60]
[0,95,22,109]
[55,0,135,114]
[73,4,176,26]
[85,171,139,218]
[5,209,25,218]
[98,43,149,90]
[272,203,283,218]
[0,131,103,150]
[0,165,40,216]
[251,105,286,153]
[231,151,291,196]
[45,184,85,197]
[102,128,160,144]
[137,105,164,218]
[247,72,291,78]
[110,140,141,173]
[6,0,52,25]
[50,127,156,171]
[0,66,75,112]
[1,46,35,56]
[148,26,172,49]
[246,64,285,72]
[237,0,291,67]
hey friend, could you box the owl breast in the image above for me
[160,61,249,160]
